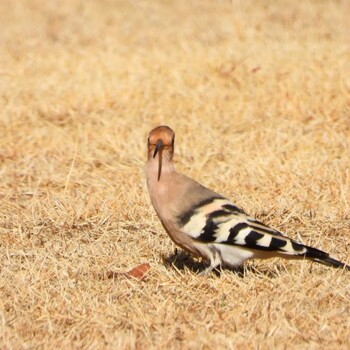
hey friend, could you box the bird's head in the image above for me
[147,125,175,181]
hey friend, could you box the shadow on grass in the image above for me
[162,249,288,278]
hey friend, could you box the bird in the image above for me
[145,125,350,274]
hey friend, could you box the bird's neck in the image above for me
[146,155,175,182]
[145,154,176,217]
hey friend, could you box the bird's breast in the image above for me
[147,176,173,218]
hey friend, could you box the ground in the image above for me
[0,0,350,349]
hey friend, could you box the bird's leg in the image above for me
[198,249,222,275]
[198,262,220,276]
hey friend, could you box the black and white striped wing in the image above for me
[178,197,307,256]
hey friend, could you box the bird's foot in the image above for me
[198,264,220,276]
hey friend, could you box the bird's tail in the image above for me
[303,245,350,271]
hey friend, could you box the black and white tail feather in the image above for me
[178,196,350,274]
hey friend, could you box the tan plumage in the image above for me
[145,125,350,274]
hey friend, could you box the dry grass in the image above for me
[1,0,350,349]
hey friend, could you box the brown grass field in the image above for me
[1,0,350,349]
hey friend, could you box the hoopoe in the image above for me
[145,125,350,274]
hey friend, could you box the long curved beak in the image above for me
[153,139,163,158]
[153,139,163,181]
